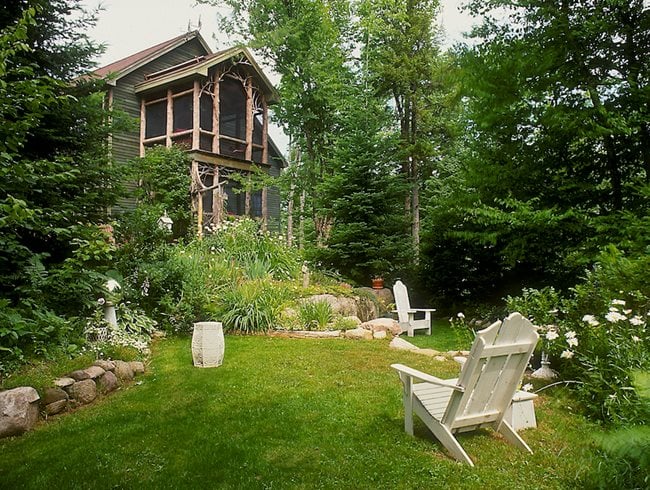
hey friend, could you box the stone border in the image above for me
[0,359,145,439]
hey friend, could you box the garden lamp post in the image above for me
[157,211,173,232]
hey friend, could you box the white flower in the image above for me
[457,312,465,319]
[611,299,626,306]
[545,329,559,341]
[97,297,106,306]
[105,279,121,292]
[632,335,641,342]
[605,311,627,323]
[522,383,534,392]
[566,337,579,348]
[565,330,576,339]
[582,314,600,326]
[548,309,559,314]
[630,316,645,326]
[609,306,619,312]
[560,350,574,359]
[624,309,632,315]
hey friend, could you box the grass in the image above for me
[403,318,473,352]
[0,335,601,489]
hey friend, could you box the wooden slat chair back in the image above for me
[392,312,539,466]
[392,280,434,337]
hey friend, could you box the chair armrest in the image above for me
[409,309,436,313]
[391,364,464,391]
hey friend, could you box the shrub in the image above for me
[217,279,291,334]
[582,372,650,489]
[298,300,334,330]
[506,248,650,425]
[84,302,157,355]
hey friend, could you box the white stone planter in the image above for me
[192,322,225,368]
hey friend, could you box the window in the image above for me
[200,93,213,131]
[173,94,193,132]
[145,100,166,139]
[220,77,246,139]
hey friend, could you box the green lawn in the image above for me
[0,335,599,489]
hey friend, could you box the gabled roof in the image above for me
[92,31,212,84]
[134,46,280,104]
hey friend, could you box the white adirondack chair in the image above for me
[392,280,434,337]
[391,312,539,466]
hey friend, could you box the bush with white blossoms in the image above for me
[507,285,649,425]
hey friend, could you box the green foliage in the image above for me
[422,0,650,300]
[582,371,650,489]
[115,145,192,264]
[84,302,156,355]
[217,279,291,334]
[298,300,333,330]
[0,3,121,374]
[116,218,303,334]
[506,248,650,426]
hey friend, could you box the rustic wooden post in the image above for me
[166,89,173,147]
[139,97,146,157]
[261,97,269,230]
[244,78,253,217]
[212,74,220,154]
[192,80,200,150]
[212,167,223,226]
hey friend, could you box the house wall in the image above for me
[109,38,285,229]
[111,38,208,211]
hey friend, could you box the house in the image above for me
[92,31,285,232]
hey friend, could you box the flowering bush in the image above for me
[507,284,650,425]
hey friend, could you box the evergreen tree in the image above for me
[421,0,650,301]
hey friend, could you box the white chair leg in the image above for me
[497,420,533,454]
[416,405,474,466]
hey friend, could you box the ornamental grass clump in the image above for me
[217,279,291,334]
[298,300,333,330]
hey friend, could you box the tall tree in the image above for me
[0,1,118,366]
[358,0,447,252]
[316,85,412,284]
[205,0,355,245]
[421,0,650,301]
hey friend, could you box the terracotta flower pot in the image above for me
[371,277,384,289]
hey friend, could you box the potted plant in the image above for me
[369,259,391,289]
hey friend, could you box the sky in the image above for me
[85,0,478,153]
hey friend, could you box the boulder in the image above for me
[93,360,116,372]
[413,348,443,357]
[68,379,97,405]
[303,294,358,317]
[97,371,119,393]
[113,360,134,381]
[43,387,68,406]
[53,377,75,388]
[360,318,401,336]
[0,387,40,438]
[83,365,106,380]
[68,370,90,382]
[354,295,379,322]
[373,330,387,340]
[129,361,145,375]
[44,399,68,416]
[389,337,419,351]
[343,328,373,340]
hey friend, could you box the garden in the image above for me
[1,1,649,489]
